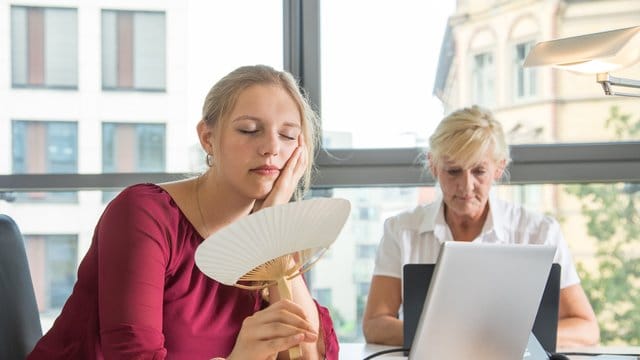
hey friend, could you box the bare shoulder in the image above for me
[158,177,198,212]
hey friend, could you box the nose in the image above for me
[259,131,279,156]
[460,170,474,192]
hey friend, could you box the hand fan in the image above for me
[195,197,351,359]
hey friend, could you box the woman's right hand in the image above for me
[226,299,318,360]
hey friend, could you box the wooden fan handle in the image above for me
[277,278,303,360]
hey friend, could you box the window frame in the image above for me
[100,9,167,92]
[10,5,79,90]
[513,40,537,101]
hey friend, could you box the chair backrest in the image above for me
[0,214,42,359]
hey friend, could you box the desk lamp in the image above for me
[195,197,351,359]
[524,26,640,97]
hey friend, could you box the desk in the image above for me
[339,343,640,359]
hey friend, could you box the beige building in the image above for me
[435,0,640,142]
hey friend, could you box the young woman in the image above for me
[28,65,337,360]
[362,105,600,348]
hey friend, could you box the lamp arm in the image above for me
[596,73,640,97]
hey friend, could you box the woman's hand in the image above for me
[226,299,318,360]
[253,135,307,212]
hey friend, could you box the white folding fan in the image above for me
[195,197,351,359]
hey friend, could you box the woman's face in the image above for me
[431,151,504,220]
[212,84,302,200]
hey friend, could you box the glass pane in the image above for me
[44,8,78,87]
[320,1,454,149]
[10,6,28,86]
[11,121,77,203]
[133,12,166,90]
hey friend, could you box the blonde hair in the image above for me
[428,105,511,172]
[201,65,319,199]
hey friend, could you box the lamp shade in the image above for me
[524,26,640,73]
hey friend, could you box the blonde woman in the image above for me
[29,65,337,360]
[363,105,599,348]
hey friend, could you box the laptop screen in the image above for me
[406,242,556,359]
[403,257,560,354]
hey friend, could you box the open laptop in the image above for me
[406,242,556,359]
[403,263,561,353]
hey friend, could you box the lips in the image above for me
[250,165,280,176]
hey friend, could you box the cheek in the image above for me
[282,142,298,160]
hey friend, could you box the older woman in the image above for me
[362,105,600,348]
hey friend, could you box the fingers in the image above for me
[259,300,317,334]
[228,300,318,360]
[255,136,308,210]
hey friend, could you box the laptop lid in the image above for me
[408,242,556,360]
[403,263,560,353]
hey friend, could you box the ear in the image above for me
[494,159,506,180]
[427,152,437,179]
[197,120,215,155]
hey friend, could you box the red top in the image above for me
[28,184,339,360]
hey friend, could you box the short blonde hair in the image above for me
[428,105,511,172]
[202,65,319,199]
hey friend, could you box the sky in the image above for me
[186,0,455,149]
[320,1,455,148]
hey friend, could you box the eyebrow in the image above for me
[232,115,301,128]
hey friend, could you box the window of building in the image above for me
[101,10,166,91]
[10,6,78,89]
[102,122,166,201]
[356,244,377,259]
[11,120,78,202]
[25,234,78,312]
[471,51,494,106]
[514,41,536,100]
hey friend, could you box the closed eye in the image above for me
[280,133,297,141]
[238,129,258,135]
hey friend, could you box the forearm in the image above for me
[363,315,403,346]
[557,316,600,347]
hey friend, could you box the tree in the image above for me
[565,106,640,345]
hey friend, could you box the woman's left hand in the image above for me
[253,135,307,211]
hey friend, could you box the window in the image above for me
[102,123,166,201]
[11,6,78,88]
[320,1,453,149]
[514,41,536,99]
[12,120,78,202]
[356,244,377,259]
[471,51,494,106]
[25,234,78,312]
[102,122,166,172]
[102,10,166,91]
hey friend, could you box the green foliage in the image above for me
[565,106,640,345]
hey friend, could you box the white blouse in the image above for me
[373,192,580,290]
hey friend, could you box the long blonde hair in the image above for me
[201,65,319,199]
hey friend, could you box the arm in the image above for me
[97,188,170,358]
[557,284,600,347]
[240,136,337,359]
[362,275,403,346]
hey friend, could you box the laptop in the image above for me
[408,242,556,360]
[403,263,561,353]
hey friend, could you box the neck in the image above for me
[444,204,489,242]
[196,171,255,238]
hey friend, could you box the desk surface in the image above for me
[339,342,640,359]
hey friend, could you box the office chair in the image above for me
[0,214,42,359]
